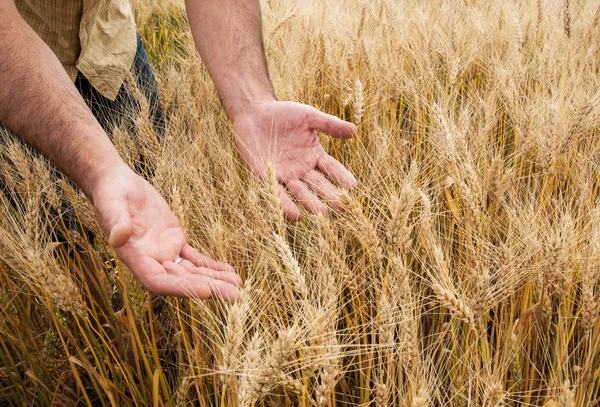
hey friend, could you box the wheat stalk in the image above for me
[238,325,298,406]
[353,78,364,125]
[431,282,475,327]
[341,190,383,267]
[388,180,417,253]
[564,0,572,38]
[273,233,310,300]
[264,162,286,235]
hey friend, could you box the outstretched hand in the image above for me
[232,100,358,221]
[87,100,355,299]
[91,166,242,301]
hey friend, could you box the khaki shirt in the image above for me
[15,0,138,101]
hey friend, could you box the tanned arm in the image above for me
[0,0,241,300]
[185,0,358,220]
[184,0,275,119]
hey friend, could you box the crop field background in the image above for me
[2,0,600,405]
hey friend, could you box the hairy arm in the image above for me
[184,0,275,120]
[0,0,125,198]
[0,1,242,300]
[185,0,357,220]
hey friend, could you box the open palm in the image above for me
[233,101,358,220]
[92,166,242,300]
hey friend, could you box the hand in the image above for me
[233,100,358,221]
[90,166,242,301]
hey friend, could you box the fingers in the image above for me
[187,267,244,286]
[317,154,358,190]
[286,178,329,215]
[277,184,302,221]
[148,261,241,301]
[130,256,241,301]
[176,255,243,287]
[158,273,241,301]
[176,259,197,270]
[181,245,235,272]
[163,261,241,287]
[302,170,344,211]
[308,109,357,139]
[180,245,243,286]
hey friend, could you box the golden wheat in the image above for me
[1,0,600,405]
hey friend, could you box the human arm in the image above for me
[0,0,240,300]
[185,0,358,220]
[0,0,123,196]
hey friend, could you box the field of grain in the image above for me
[1,0,600,405]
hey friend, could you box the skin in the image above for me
[0,0,356,300]
[186,0,358,219]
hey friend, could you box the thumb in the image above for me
[108,213,133,248]
[308,108,357,139]
[95,198,133,249]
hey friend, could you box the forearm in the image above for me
[185,0,275,121]
[0,0,126,199]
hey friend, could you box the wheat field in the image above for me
[1,0,600,405]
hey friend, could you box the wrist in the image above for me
[86,160,134,204]
[222,79,276,123]
[228,96,277,127]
